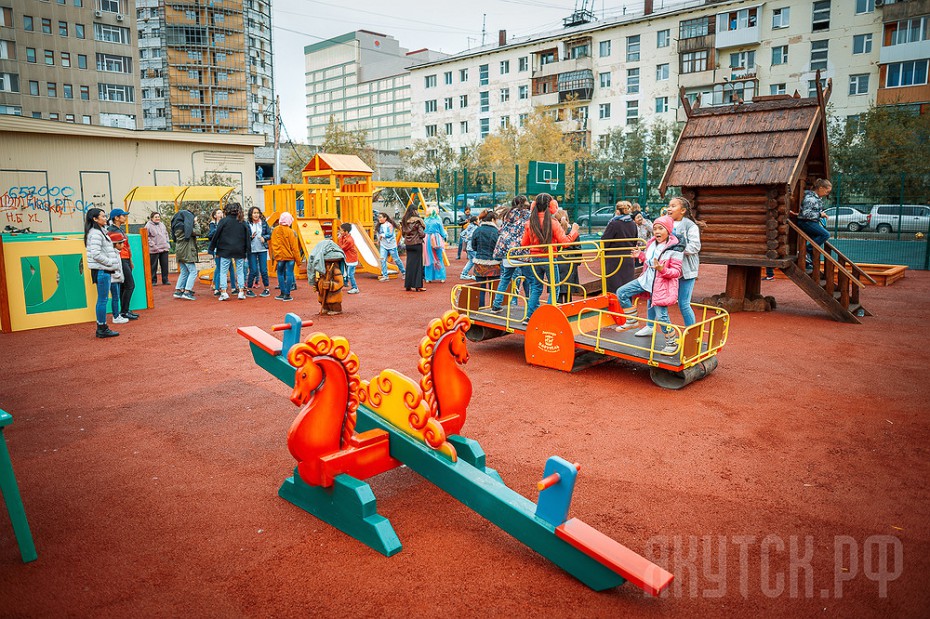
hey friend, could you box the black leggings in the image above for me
[150,251,169,283]
[119,258,135,314]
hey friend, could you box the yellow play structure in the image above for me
[262,153,439,279]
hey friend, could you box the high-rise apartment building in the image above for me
[136,0,273,137]
[0,0,142,127]
[304,30,445,151]
[876,0,930,112]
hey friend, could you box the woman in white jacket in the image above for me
[84,208,121,338]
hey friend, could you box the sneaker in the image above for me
[325,310,341,315]
[173,290,184,299]
[274,294,285,301]
[378,276,389,282]
[231,288,239,295]
[112,315,129,324]
[260,289,271,297]
[246,289,257,298]
[282,295,293,302]
[488,306,503,314]
[213,289,220,296]
[219,292,229,301]
[634,325,654,337]
[237,290,246,300]
[346,288,359,294]
[181,291,196,301]
[123,312,139,321]
[763,275,775,281]
[660,339,679,355]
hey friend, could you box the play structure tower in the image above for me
[660,78,873,323]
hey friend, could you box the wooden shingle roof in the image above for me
[660,94,828,193]
[302,153,373,175]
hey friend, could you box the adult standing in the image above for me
[208,202,250,301]
[456,206,472,259]
[207,208,224,295]
[790,178,832,271]
[245,206,272,297]
[106,208,139,321]
[490,195,531,313]
[84,208,120,338]
[401,205,426,292]
[423,208,448,283]
[601,201,639,294]
[470,209,500,307]
[634,212,653,243]
[170,209,199,301]
[376,212,404,281]
[144,212,171,285]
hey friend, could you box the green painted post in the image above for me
[463,168,469,213]
[492,171,496,204]
[574,160,580,205]
[897,172,905,241]
[641,158,648,208]
[515,163,520,196]
[588,177,594,235]
[452,171,458,224]
[435,169,442,204]
[612,179,618,205]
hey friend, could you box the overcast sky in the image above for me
[271,0,645,143]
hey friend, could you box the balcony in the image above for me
[729,64,758,80]
[532,60,561,79]
[678,35,714,54]
[531,91,560,106]
[715,25,760,49]
[880,39,930,65]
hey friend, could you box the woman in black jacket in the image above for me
[601,201,639,294]
[208,202,250,301]
[471,209,500,307]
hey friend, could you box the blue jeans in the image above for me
[276,260,295,295]
[109,282,121,317]
[492,264,527,310]
[177,262,198,291]
[212,254,221,290]
[526,263,559,318]
[617,279,671,334]
[797,219,830,266]
[380,246,404,277]
[247,251,269,288]
[461,250,475,277]
[219,257,246,290]
[93,270,112,324]
[344,263,358,290]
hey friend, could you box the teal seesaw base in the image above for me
[279,468,402,557]
[0,410,37,563]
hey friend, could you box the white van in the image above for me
[869,204,930,233]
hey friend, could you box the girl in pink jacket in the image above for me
[614,215,683,355]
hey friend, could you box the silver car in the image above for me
[869,204,930,233]
[824,207,869,232]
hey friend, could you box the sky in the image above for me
[270,0,643,143]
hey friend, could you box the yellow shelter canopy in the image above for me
[123,186,235,210]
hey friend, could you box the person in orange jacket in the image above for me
[270,212,301,301]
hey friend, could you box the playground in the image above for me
[1,262,928,616]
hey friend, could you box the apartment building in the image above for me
[876,0,930,111]
[408,0,892,152]
[136,0,273,137]
[0,0,142,127]
[304,30,446,151]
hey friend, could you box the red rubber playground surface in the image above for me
[1,263,929,617]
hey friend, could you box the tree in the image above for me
[319,116,378,171]
[828,105,930,203]
[281,142,314,184]
[397,134,459,183]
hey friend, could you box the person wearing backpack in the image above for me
[171,209,199,301]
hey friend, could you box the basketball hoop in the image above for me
[547,181,559,193]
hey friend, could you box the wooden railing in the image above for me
[788,220,865,312]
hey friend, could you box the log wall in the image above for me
[686,185,788,263]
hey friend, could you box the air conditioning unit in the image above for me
[875,0,884,6]
[94,10,102,17]
[116,14,124,22]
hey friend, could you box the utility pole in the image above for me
[273,94,281,184]
[481,14,487,46]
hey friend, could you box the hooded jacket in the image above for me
[208,215,249,259]
[145,219,171,253]
[172,210,199,264]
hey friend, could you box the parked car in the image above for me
[575,206,617,228]
[824,206,869,232]
[869,204,930,233]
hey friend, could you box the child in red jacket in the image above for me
[337,223,359,294]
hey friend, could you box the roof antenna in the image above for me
[481,14,487,46]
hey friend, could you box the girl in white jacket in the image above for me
[84,208,121,338]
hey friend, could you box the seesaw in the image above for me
[238,310,673,595]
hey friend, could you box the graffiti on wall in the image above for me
[0,185,109,225]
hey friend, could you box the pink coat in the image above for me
[640,237,683,307]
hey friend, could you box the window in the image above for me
[598,102,611,119]
[425,99,437,113]
[480,117,490,138]
[500,88,510,102]
[94,24,131,45]
[29,81,39,96]
[61,52,70,67]
[47,82,57,97]
[77,54,87,69]
[680,16,710,39]
[730,51,755,69]
[460,94,468,108]
[888,18,929,46]
[807,78,827,97]
[26,48,36,63]
[96,53,132,73]
[812,1,830,31]
[425,74,436,88]
[75,24,85,39]
[627,68,640,94]
[656,63,669,81]
[810,40,828,71]
[570,44,589,59]
[98,0,122,13]
[626,35,640,61]
[425,125,437,137]
[44,50,54,65]
[772,45,788,65]
[681,51,708,74]
[770,83,786,95]
[460,68,468,82]
[518,56,529,72]
[599,72,611,88]
[444,97,453,110]
[59,21,68,37]
[479,64,489,85]
[444,71,453,85]
[519,113,528,126]
[849,74,869,95]
[539,50,556,66]
[626,100,639,124]
[719,8,758,32]
[23,16,34,31]
[480,91,489,112]
[855,0,874,14]
[445,123,453,135]
[599,40,611,57]
[500,116,510,129]
[82,115,91,125]
[460,120,468,133]
[62,83,73,99]
[500,60,510,74]
[885,60,929,87]
[657,30,670,48]
[98,83,135,102]
[42,18,52,34]
[853,34,872,55]
[772,7,790,29]
[80,85,89,100]
[518,85,528,99]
